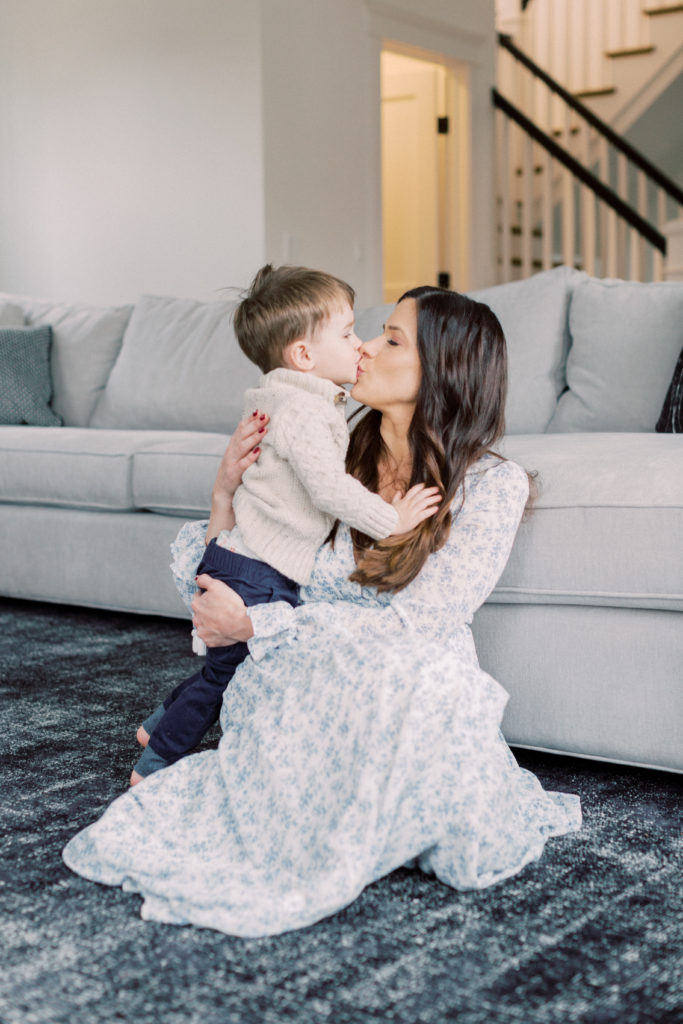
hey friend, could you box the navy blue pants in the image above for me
[148,539,299,765]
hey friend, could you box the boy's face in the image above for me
[309,302,362,387]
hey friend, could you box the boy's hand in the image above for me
[390,484,441,535]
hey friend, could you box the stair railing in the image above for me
[495,32,683,282]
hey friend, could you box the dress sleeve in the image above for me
[272,401,399,540]
[170,519,208,613]
[247,459,529,659]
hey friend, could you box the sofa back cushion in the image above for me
[355,266,582,434]
[0,292,133,426]
[89,294,260,433]
[468,266,583,433]
[547,277,683,432]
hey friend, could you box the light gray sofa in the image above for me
[1,268,681,773]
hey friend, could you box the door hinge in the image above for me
[437,116,449,135]
[438,272,451,289]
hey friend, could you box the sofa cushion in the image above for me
[355,266,583,434]
[494,433,683,611]
[0,427,179,511]
[547,277,683,433]
[0,293,134,428]
[0,327,63,427]
[0,301,25,327]
[132,433,230,516]
[89,295,260,433]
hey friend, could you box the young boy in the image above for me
[131,264,439,785]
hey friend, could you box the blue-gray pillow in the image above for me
[0,325,63,426]
[656,346,683,433]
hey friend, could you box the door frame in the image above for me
[364,2,496,296]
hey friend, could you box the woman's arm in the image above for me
[205,411,269,543]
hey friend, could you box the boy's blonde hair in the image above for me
[233,264,355,373]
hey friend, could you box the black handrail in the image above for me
[493,89,667,253]
[498,32,683,206]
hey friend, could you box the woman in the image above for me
[63,287,581,937]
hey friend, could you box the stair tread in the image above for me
[606,45,656,58]
[643,3,683,14]
[574,86,617,98]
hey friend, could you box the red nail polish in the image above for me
[259,414,266,421]
[258,426,265,433]
[253,446,261,454]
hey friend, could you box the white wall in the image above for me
[0,0,265,304]
[0,0,497,308]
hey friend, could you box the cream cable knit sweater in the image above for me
[232,368,399,584]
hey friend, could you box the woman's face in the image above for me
[351,298,421,412]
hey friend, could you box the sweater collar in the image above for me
[260,367,348,406]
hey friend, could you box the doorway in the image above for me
[380,49,470,304]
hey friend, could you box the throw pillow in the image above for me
[547,277,683,433]
[468,265,585,434]
[656,345,683,433]
[0,326,63,426]
[89,294,260,433]
[0,292,133,426]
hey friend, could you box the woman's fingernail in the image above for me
[252,410,258,417]
[259,414,266,421]
[258,426,265,433]
[253,446,261,455]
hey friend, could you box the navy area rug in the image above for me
[0,597,680,1024]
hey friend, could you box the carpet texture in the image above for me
[0,597,681,1024]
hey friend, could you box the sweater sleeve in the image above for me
[247,459,529,659]
[272,400,399,540]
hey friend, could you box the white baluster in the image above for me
[606,207,619,278]
[498,111,512,284]
[626,0,644,50]
[653,188,667,281]
[617,152,628,278]
[581,122,596,275]
[606,0,621,55]
[637,169,648,280]
[629,229,641,281]
[542,149,553,270]
[522,132,534,278]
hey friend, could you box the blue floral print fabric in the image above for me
[63,456,581,937]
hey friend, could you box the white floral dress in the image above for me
[63,456,581,937]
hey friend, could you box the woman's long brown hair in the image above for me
[338,286,509,594]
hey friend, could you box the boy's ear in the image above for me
[283,338,315,372]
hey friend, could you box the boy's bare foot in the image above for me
[130,770,144,787]
[136,725,150,748]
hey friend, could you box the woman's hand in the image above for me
[214,410,269,504]
[192,575,255,647]
[206,411,268,542]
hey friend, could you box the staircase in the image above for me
[494,0,683,283]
